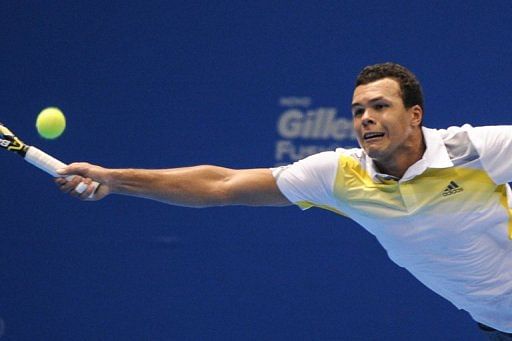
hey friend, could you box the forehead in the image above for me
[352,78,401,104]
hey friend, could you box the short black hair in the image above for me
[355,62,424,111]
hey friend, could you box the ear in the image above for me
[409,105,423,127]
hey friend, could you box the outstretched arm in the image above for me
[55,163,291,207]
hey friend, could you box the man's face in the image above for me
[351,78,422,162]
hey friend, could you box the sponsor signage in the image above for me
[274,97,357,165]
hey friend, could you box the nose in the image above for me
[360,109,375,127]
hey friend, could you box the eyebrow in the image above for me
[351,96,386,108]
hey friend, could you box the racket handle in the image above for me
[24,146,100,198]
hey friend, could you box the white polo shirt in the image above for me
[272,125,512,331]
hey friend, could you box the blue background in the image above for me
[1,1,511,339]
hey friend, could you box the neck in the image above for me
[374,131,426,178]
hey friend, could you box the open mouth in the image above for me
[363,132,385,141]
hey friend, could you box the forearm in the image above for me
[57,162,290,206]
[107,165,236,207]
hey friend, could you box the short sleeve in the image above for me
[467,125,512,184]
[270,151,339,209]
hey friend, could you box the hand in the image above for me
[54,162,111,201]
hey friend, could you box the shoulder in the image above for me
[425,125,512,179]
[271,147,363,183]
[425,124,473,141]
[429,124,512,141]
[289,147,363,168]
[426,124,512,152]
[270,148,363,207]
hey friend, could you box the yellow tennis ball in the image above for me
[36,107,66,139]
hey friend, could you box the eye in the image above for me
[352,108,365,117]
[374,103,389,110]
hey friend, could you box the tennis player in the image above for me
[56,63,512,339]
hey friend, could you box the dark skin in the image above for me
[351,78,425,178]
[56,77,426,202]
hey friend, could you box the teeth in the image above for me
[364,132,384,139]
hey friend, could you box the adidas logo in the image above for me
[442,181,464,197]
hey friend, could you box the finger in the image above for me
[69,181,87,198]
[55,177,67,185]
[57,176,83,194]
[56,162,90,177]
[75,181,88,194]
[79,179,98,200]
[77,178,91,196]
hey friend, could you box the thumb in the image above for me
[56,162,91,176]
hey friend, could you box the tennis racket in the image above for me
[0,122,100,198]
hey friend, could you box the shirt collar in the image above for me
[365,126,453,182]
[420,126,453,168]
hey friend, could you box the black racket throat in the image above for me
[0,124,29,157]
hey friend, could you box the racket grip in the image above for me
[24,146,100,198]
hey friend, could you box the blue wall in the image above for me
[1,1,510,339]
